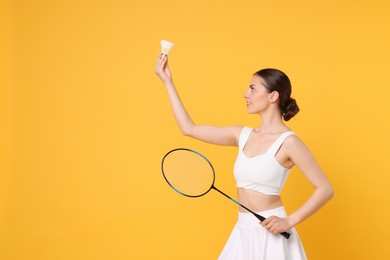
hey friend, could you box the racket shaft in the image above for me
[212,186,290,239]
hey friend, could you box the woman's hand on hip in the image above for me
[261,215,293,234]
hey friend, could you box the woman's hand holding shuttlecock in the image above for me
[155,54,172,85]
[155,40,174,85]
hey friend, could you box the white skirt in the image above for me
[219,206,307,260]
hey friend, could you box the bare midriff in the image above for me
[237,188,283,213]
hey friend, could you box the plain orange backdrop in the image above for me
[1,0,390,259]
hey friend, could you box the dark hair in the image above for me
[253,68,299,121]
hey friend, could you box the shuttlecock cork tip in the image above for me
[161,40,174,55]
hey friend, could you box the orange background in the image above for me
[1,0,390,259]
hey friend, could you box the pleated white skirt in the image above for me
[219,206,307,260]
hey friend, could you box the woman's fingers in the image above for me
[155,54,168,74]
[262,216,275,228]
[155,55,164,74]
[155,54,172,84]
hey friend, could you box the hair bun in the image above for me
[283,98,299,121]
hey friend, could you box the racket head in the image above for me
[161,148,215,197]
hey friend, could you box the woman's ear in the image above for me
[269,91,279,103]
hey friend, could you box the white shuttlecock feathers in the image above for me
[161,40,174,55]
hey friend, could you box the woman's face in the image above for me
[243,75,273,114]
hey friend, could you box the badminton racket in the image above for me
[161,148,290,239]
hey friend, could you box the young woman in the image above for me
[155,54,334,260]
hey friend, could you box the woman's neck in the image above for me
[255,111,288,134]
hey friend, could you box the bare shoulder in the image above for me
[285,133,305,146]
[233,125,245,135]
[284,133,311,154]
[283,133,317,165]
[230,125,245,143]
[227,125,246,146]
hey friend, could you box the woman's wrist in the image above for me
[164,80,175,88]
[287,214,301,229]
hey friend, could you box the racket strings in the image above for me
[162,150,214,197]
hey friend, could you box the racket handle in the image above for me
[253,212,291,239]
[281,231,291,239]
[212,186,291,239]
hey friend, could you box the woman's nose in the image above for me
[243,90,249,98]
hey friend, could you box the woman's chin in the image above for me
[246,108,257,114]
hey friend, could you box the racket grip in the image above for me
[281,231,291,239]
[253,212,291,239]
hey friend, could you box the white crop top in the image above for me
[234,126,295,195]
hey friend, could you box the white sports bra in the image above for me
[234,126,295,195]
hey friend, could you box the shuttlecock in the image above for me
[161,40,174,55]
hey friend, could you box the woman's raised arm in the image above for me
[155,55,241,146]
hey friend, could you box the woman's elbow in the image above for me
[325,182,335,201]
[181,124,196,137]
[181,127,193,137]
[317,181,334,202]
